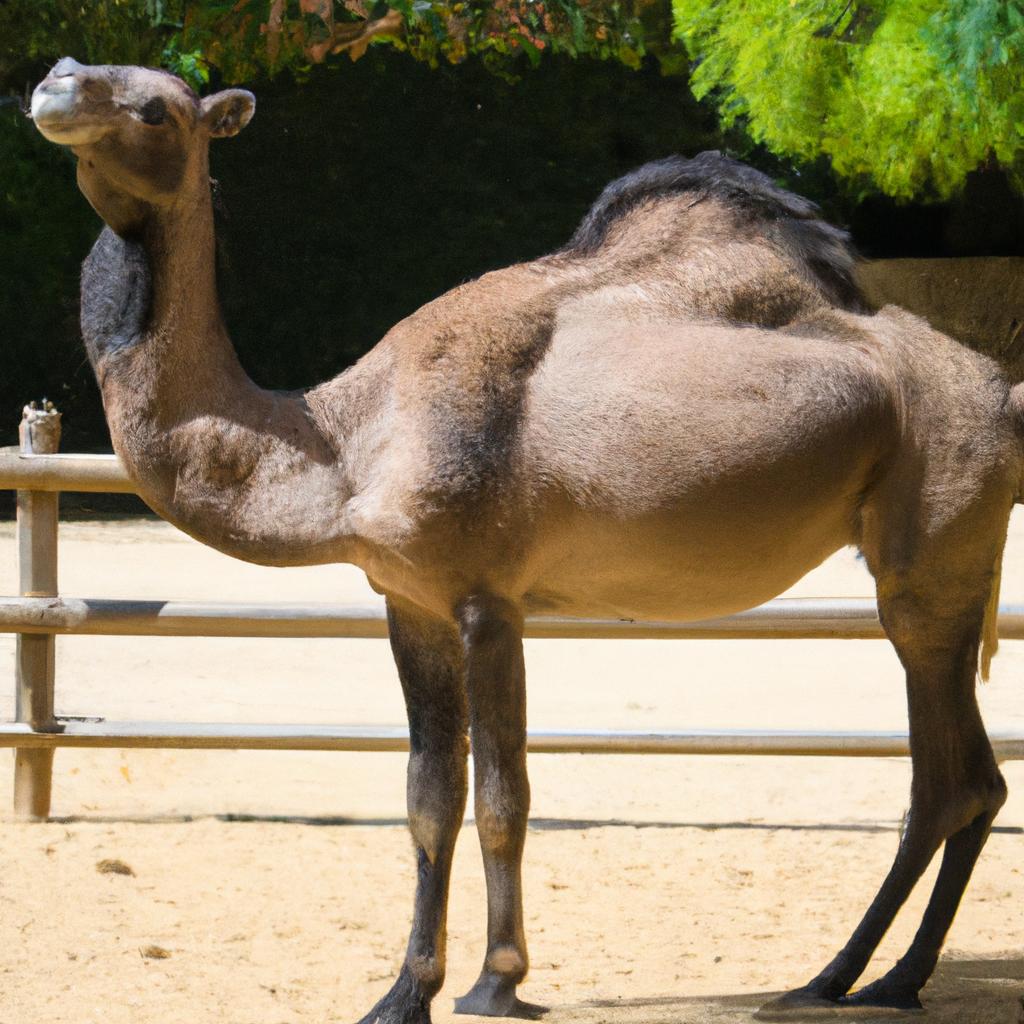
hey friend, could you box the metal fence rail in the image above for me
[0,594,893,640]
[3,408,1024,822]
[4,594,1024,641]
[0,721,1017,760]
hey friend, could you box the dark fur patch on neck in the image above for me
[80,226,152,368]
[562,151,863,311]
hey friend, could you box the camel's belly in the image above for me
[519,483,858,621]
[522,533,852,621]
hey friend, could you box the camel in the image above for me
[30,58,1024,1021]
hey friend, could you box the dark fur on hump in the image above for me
[563,151,864,311]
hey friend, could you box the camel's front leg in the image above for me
[453,595,547,1019]
[359,600,468,1024]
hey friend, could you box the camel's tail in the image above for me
[979,381,1024,680]
[1011,382,1024,443]
[980,553,1001,682]
[1010,382,1024,512]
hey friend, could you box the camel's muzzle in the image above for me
[31,57,113,146]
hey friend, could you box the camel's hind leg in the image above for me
[842,807,1001,1009]
[358,600,468,1024]
[760,531,1009,1019]
[453,595,546,1020]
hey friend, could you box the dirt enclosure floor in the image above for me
[2,516,1024,1024]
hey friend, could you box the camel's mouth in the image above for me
[31,78,110,146]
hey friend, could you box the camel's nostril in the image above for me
[47,57,113,103]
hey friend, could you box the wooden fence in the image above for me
[3,403,1024,821]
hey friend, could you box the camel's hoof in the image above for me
[358,967,432,1024]
[755,988,844,1020]
[453,976,548,1019]
[840,979,924,1014]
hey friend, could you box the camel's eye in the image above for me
[140,97,167,126]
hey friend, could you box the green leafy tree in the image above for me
[0,2,172,86]
[673,0,1024,198]
[173,0,678,82]
[0,1,677,94]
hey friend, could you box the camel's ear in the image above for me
[200,89,255,139]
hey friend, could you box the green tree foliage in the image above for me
[179,0,676,80]
[0,2,171,86]
[673,0,1024,198]
[0,0,676,94]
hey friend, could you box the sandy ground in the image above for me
[1,514,1023,1024]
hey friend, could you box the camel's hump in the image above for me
[561,152,862,312]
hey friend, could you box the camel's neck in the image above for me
[81,179,363,567]
[82,177,250,400]
[146,192,221,345]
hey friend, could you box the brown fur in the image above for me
[32,59,1024,1022]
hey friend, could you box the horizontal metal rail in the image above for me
[0,721,1020,759]
[4,594,1024,641]
[0,594,892,640]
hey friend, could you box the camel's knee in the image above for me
[407,748,467,864]
[407,795,465,865]
[475,797,528,857]
[408,810,455,866]
[477,770,532,856]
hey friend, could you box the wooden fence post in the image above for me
[13,400,60,820]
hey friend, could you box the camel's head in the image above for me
[32,58,254,236]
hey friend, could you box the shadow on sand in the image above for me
[549,954,1024,1024]
[44,812,1023,835]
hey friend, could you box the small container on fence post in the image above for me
[14,400,61,820]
